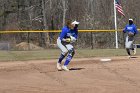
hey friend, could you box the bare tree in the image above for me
[0,0,140,49]
[61,0,68,26]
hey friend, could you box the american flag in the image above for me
[115,0,125,16]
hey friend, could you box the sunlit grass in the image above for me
[0,49,139,61]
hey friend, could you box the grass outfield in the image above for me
[0,49,140,61]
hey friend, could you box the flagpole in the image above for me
[114,0,118,49]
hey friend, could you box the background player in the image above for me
[123,19,138,58]
[57,20,79,71]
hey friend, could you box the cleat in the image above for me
[62,66,69,71]
[57,63,62,71]
[128,55,131,59]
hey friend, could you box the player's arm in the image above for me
[60,28,66,41]
[60,28,71,43]
[70,29,78,43]
[73,28,78,39]
[134,25,138,35]
[123,25,127,33]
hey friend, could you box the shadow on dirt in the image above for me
[131,56,138,59]
[69,68,85,71]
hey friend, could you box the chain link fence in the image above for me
[0,31,139,51]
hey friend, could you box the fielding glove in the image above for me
[65,38,71,43]
[128,32,134,37]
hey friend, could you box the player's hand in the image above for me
[70,36,76,43]
[128,32,134,37]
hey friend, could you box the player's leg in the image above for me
[64,48,75,65]
[125,36,134,58]
[62,44,75,71]
[57,38,68,70]
[128,37,135,55]
[125,36,131,58]
[131,45,136,55]
[130,39,136,55]
[58,54,66,64]
[126,48,131,57]
[133,47,136,55]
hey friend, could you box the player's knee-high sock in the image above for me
[58,54,65,64]
[64,55,72,66]
[126,48,131,55]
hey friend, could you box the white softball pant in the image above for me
[125,36,134,49]
[57,37,74,55]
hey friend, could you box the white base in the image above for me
[100,58,111,62]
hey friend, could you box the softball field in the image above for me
[0,49,140,93]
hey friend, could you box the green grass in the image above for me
[0,49,139,61]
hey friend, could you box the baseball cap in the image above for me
[72,21,80,25]
[129,19,133,21]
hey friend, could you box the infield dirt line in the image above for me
[0,56,138,67]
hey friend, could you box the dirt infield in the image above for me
[0,56,140,93]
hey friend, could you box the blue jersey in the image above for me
[59,26,71,40]
[123,24,138,34]
[59,26,78,40]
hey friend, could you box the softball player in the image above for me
[57,20,79,71]
[123,19,138,58]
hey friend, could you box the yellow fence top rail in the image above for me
[0,29,139,33]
